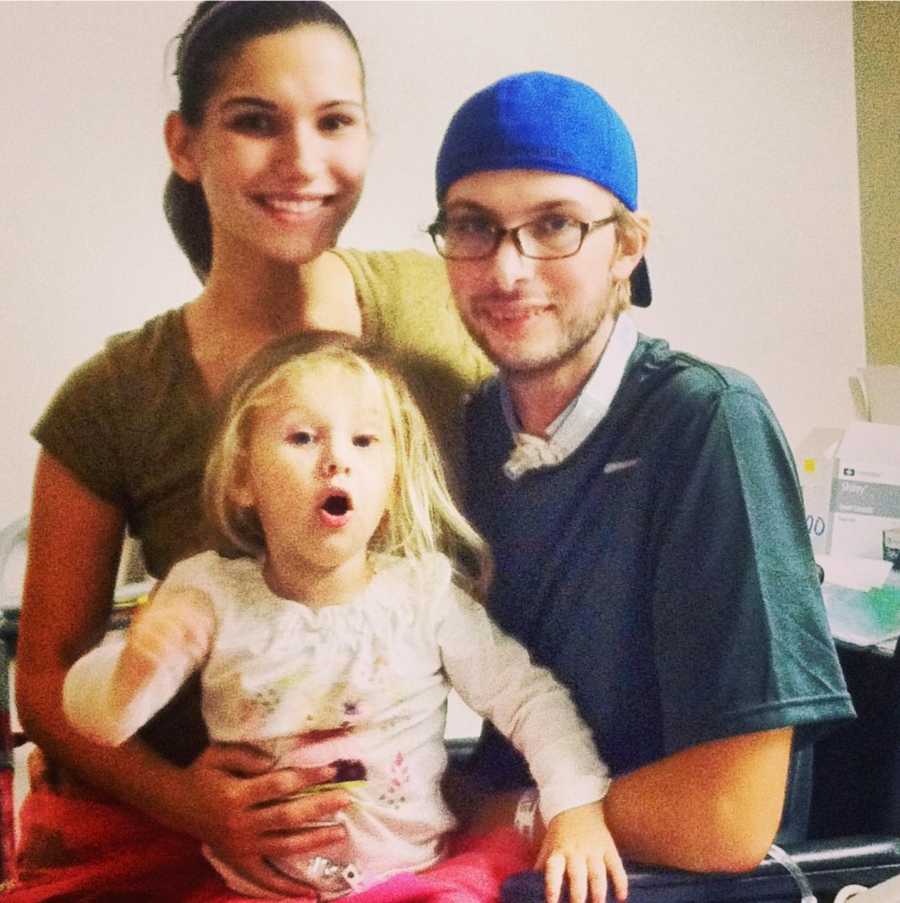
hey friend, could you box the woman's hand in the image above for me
[537,801,628,903]
[185,742,353,897]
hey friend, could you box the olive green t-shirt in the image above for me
[33,249,491,581]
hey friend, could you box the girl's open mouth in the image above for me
[319,491,352,527]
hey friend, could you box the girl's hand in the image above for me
[185,742,353,897]
[121,588,213,679]
[536,801,628,903]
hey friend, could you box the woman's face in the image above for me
[174,25,369,268]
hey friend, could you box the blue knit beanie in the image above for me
[435,71,638,210]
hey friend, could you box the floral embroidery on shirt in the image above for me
[271,670,309,693]
[253,686,280,715]
[236,685,280,728]
[378,751,410,810]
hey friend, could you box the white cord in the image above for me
[767,844,817,903]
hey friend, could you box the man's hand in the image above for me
[183,742,353,897]
[537,801,628,903]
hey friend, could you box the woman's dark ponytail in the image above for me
[164,173,213,281]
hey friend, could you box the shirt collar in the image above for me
[500,313,638,480]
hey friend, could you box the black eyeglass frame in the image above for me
[427,213,620,261]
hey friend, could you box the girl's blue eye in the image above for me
[353,435,377,448]
[288,431,313,445]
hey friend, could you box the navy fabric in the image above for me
[464,335,854,793]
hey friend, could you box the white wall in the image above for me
[1,0,866,529]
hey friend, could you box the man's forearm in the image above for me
[603,728,793,873]
[454,728,793,874]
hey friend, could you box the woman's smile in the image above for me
[253,191,333,224]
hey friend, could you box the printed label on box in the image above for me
[833,481,900,518]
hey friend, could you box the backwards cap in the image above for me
[435,71,650,306]
[436,71,638,210]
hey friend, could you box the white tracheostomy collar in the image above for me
[500,314,638,481]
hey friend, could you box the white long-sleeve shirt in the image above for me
[64,551,609,899]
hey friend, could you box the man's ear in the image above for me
[165,111,201,183]
[611,211,651,281]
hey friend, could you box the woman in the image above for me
[13,3,490,898]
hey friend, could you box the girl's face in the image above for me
[170,25,369,268]
[234,361,396,590]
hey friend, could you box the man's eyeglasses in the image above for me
[427,212,619,261]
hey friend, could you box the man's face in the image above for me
[444,170,633,379]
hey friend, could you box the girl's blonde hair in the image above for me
[610,200,651,315]
[204,332,491,594]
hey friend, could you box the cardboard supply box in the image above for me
[796,428,844,553]
[797,422,900,561]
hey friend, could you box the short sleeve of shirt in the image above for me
[332,249,493,492]
[332,248,492,387]
[31,310,218,579]
[33,347,129,506]
[651,378,850,754]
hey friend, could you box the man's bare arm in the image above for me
[459,726,793,874]
[603,727,793,872]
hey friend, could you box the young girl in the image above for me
[62,334,628,903]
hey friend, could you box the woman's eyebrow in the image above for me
[219,96,277,112]
[219,97,365,112]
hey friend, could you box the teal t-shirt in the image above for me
[466,335,854,787]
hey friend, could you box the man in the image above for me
[428,72,854,875]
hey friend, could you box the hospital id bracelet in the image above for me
[513,787,540,844]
